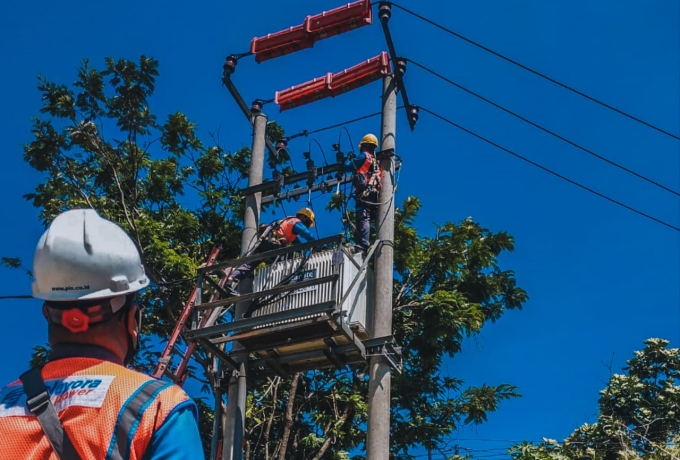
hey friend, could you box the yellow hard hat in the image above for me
[296,208,315,227]
[359,133,379,149]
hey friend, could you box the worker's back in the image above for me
[0,355,191,460]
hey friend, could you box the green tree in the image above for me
[9,56,528,459]
[509,338,680,460]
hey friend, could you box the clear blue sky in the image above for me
[1,0,678,458]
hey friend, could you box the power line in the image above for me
[286,107,405,141]
[390,2,680,142]
[0,295,33,300]
[420,106,680,233]
[407,58,680,197]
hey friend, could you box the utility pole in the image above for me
[222,105,267,460]
[366,73,397,460]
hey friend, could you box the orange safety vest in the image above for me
[0,357,190,460]
[356,152,382,188]
[272,217,302,245]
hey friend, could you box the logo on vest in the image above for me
[0,375,115,417]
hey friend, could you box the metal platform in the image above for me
[183,235,401,377]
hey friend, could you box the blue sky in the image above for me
[1,0,678,458]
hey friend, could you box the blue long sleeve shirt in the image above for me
[344,151,370,173]
[292,221,315,243]
[143,401,204,459]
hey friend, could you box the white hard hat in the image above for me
[32,209,149,302]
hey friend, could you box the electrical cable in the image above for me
[156,276,198,287]
[305,111,382,136]
[310,138,329,166]
[407,58,680,197]
[420,106,680,233]
[285,107,405,141]
[307,190,321,240]
[343,127,355,152]
[389,2,680,142]
[0,295,33,300]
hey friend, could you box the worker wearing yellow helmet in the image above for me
[226,208,316,290]
[344,133,382,251]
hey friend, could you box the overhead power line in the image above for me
[420,106,680,233]
[390,2,680,142]
[407,59,680,198]
[286,107,405,141]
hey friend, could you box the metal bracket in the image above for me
[363,336,403,374]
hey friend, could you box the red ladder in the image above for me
[153,246,233,385]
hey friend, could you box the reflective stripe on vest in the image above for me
[273,218,301,245]
[106,379,172,460]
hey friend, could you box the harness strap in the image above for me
[19,367,83,460]
[106,379,170,460]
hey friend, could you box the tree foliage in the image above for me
[9,56,529,459]
[509,338,680,460]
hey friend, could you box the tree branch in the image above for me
[277,372,300,460]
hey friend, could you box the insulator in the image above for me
[378,2,392,23]
[395,59,407,77]
[408,105,420,125]
[336,151,345,164]
[306,159,315,171]
[223,55,237,79]
[251,100,263,113]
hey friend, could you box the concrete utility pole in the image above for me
[222,108,267,460]
[366,73,397,460]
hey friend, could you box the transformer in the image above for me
[252,248,373,339]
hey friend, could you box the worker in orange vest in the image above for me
[226,207,316,288]
[0,209,204,459]
[345,133,382,251]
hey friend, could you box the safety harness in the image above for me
[352,151,382,201]
[19,367,82,460]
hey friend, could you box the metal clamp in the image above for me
[363,336,403,374]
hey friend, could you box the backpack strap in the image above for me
[19,367,83,460]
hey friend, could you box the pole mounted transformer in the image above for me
[154,2,418,460]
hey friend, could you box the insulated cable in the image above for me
[420,106,680,232]
[389,2,680,141]
[285,107,405,141]
[407,58,680,197]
